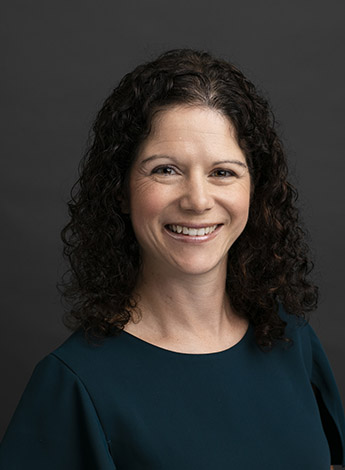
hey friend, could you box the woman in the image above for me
[0,49,344,469]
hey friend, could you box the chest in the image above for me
[91,350,331,469]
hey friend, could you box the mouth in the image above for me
[165,224,221,237]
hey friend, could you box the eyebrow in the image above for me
[140,155,248,168]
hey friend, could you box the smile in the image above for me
[167,224,219,236]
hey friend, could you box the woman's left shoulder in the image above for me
[277,303,312,344]
[278,303,345,467]
[276,303,326,374]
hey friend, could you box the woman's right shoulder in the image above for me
[43,329,130,384]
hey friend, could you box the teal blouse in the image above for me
[1,307,344,469]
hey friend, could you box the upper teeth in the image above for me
[168,224,218,236]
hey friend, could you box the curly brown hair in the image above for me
[60,48,318,349]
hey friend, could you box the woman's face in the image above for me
[128,105,251,277]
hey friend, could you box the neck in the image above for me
[129,260,241,343]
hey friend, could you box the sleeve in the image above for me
[308,325,345,467]
[0,354,116,470]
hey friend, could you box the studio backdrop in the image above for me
[1,0,344,440]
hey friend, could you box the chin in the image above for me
[171,256,227,276]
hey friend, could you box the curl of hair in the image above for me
[59,48,318,350]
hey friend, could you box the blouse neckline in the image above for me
[120,322,253,358]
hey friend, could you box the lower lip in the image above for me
[163,225,223,243]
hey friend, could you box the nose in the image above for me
[179,175,214,213]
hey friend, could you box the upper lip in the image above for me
[166,223,222,228]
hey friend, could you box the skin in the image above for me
[124,105,251,353]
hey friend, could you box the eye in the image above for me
[151,165,178,176]
[210,168,237,178]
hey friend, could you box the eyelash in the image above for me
[151,166,177,176]
[210,168,237,178]
[151,166,237,178]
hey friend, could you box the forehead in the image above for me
[148,105,236,138]
[137,105,244,161]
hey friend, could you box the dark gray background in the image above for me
[1,0,344,440]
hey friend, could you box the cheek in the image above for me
[226,185,251,220]
[129,180,171,227]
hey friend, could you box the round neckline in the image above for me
[121,322,252,358]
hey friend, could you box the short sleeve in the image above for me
[0,354,116,470]
[308,325,345,467]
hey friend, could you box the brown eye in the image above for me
[211,169,236,178]
[151,166,177,176]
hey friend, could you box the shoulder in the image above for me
[276,304,340,385]
[46,330,132,386]
[277,303,315,370]
[277,302,311,340]
[277,305,345,464]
